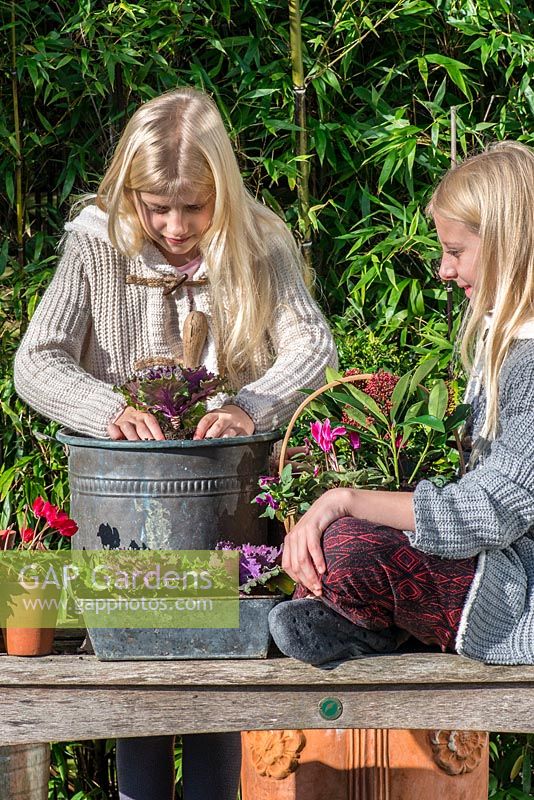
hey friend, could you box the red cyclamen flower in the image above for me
[52,512,78,537]
[32,497,57,523]
[32,496,78,537]
[32,497,78,536]
[21,528,35,543]
[32,497,46,516]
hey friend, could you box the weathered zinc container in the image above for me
[57,429,282,660]
[57,430,280,551]
[87,594,283,660]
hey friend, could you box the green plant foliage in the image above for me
[48,738,185,799]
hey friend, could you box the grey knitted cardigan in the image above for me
[406,336,534,664]
[14,206,337,439]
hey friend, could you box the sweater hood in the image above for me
[483,313,534,339]
[64,204,111,243]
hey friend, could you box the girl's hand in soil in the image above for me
[108,407,165,441]
[282,487,354,596]
[193,404,254,439]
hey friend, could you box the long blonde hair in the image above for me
[96,87,307,385]
[428,141,534,440]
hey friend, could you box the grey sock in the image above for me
[269,598,407,666]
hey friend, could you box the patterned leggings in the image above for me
[294,517,477,652]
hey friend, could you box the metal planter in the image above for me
[57,429,280,551]
[85,594,285,660]
[57,429,282,659]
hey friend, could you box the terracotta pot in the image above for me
[241,728,489,800]
[3,583,58,657]
[4,626,55,657]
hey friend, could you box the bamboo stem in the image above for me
[446,106,457,363]
[450,106,457,166]
[11,0,24,268]
[288,0,312,278]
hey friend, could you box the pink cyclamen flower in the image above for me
[255,494,280,510]
[310,419,346,453]
[348,431,361,450]
[258,476,277,488]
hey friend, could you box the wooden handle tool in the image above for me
[182,310,209,368]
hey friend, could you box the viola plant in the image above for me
[215,541,295,596]
[115,365,232,439]
[255,358,470,526]
[0,497,78,551]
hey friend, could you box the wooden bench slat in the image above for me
[1,653,533,743]
[0,652,533,686]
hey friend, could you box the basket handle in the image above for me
[277,374,373,478]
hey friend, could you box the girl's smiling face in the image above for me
[136,191,215,267]
[434,212,481,300]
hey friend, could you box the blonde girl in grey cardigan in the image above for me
[14,87,336,800]
[271,141,534,669]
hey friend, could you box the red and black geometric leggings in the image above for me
[293,517,477,653]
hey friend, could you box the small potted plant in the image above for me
[84,541,294,660]
[0,497,78,656]
[208,540,295,658]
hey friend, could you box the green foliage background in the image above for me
[1,0,534,797]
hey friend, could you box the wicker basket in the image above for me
[277,374,373,534]
[278,371,465,534]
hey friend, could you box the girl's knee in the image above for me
[322,516,375,558]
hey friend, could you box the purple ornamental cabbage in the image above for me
[215,540,284,592]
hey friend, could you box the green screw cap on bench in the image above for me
[319,697,343,721]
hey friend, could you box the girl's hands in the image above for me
[107,407,165,441]
[282,488,354,596]
[193,404,254,439]
[108,404,255,440]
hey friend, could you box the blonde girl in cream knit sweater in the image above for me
[14,87,336,800]
[15,87,336,443]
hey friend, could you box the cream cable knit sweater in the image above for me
[14,206,337,438]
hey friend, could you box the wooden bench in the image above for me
[1,651,533,744]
